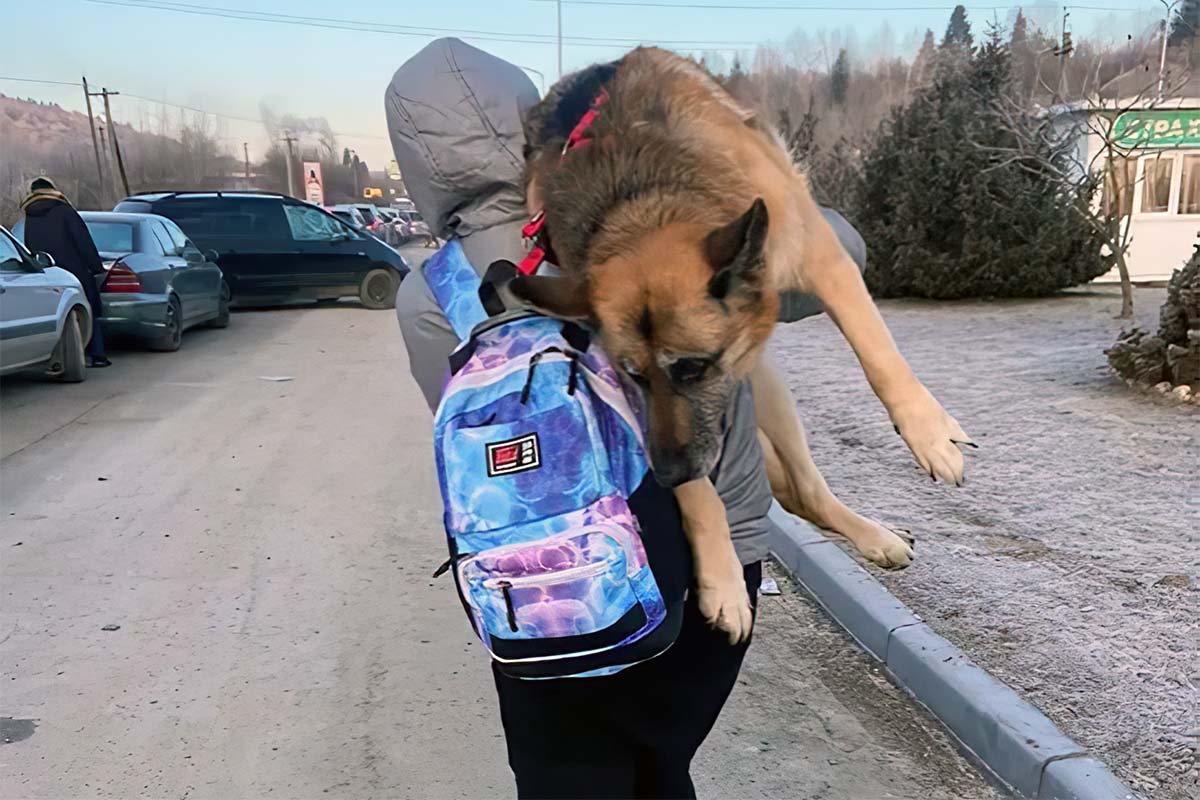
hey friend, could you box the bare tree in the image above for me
[978,71,1186,317]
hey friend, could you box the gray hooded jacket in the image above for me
[386,38,863,564]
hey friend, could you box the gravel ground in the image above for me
[772,285,1199,800]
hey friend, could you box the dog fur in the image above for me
[515,48,973,642]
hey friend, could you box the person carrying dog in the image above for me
[386,38,866,799]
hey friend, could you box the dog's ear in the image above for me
[704,198,769,300]
[508,274,591,320]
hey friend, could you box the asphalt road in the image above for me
[0,294,1000,799]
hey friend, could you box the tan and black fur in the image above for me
[514,48,973,641]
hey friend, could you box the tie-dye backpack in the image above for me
[425,240,688,679]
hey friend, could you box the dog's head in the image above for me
[510,198,778,487]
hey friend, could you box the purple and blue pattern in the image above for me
[429,244,669,678]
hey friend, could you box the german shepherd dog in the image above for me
[512,48,973,642]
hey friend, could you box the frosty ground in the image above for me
[773,284,1199,799]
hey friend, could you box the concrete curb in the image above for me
[767,504,1137,800]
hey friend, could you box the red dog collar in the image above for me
[517,90,610,276]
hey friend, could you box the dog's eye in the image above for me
[669,358,711,385]
[621,359,650,387]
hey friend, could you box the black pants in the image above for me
[493,561,762,800]
[81,274,106,360]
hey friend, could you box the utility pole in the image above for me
[1053,8,1072,100]
[281,131,298,197]
[1157,0,1178,102]
[556,0,563,79]
[82,76,106,206]
[97,123,113,201]
[95,87,130,198]
[243,142,251,186]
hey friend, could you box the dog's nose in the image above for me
[648,449,705,488]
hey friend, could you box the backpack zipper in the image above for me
[497,580,518,631]
[482,558,610,590]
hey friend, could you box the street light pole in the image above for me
[556,0,563,79]
[519,65,546,95]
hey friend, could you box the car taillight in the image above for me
[104,262,142,293]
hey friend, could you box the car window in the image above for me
[283,204,347,242]
[152,221,180,255]
[157,198,291,248]
[162,220,190,252]
[356,206,379,223]
[84,221,135,253]
[0,232,27,272]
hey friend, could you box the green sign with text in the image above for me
[1112,110,1200,149]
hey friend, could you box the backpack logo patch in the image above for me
[486,433,541,476]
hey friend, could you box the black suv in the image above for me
[114,191,409,309]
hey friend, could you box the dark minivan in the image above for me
[114,191,409,309]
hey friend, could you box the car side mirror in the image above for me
[184,249,205,264]
[205,249,220,263]
[33,251,54,270]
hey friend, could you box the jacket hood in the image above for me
[385,38,539,240]
[20,188,70,215]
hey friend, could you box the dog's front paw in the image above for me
[852,524,915,569]
[890,387,974,485]
[695,552,753,645]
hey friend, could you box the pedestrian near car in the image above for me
[20,177,111,367]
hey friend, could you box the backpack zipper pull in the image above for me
[497,580,519,631]
[520,352,546,405]
[567,354,580,396]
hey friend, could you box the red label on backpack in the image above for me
[487,433,541,477]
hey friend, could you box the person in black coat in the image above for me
[20,177,111,366]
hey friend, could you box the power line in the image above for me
[0,76,85,88]
[0,75,389,141]
[533,0,1149,9]
[82,0,765,48]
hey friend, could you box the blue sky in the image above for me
[2,0,1164,166]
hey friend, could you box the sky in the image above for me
[1,0,1168,167]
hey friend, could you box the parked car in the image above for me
[0,224,91,381]
[115,192,409,309]
[396,210,438,248]
[351,204,385,234]
[374,207,410,246]
[13,212,229,351]
[328,205,368,230]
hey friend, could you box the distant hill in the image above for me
[1,93,238,222]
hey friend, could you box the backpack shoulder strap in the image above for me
[423,239,488,342]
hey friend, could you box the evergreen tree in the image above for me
[942,4,974,50]
[853,24,1111,298]
[1010,8,1028,48]
[830,49,850,106]
[911,29,937,87]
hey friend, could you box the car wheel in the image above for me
[207,281,231,328]
[54,307,88,383]
[150,297,183,352]
[359,268,398,310]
